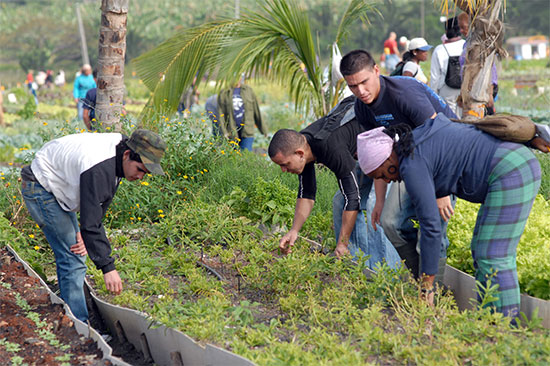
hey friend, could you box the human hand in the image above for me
[334,242,350,258]
[530,136,550,153]
[104,270,123,295]
[70,232,87,256]
[436,196,454,222]
[279,230,298,255]
[371,201,384,230]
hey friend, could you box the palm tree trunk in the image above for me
[96,0,128,130]
[458,0,507,120]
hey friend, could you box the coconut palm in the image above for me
[133,0,378,122]
[96,0,128,129]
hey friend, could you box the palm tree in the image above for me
[133,0,378,123]
[96,0,128,129]
[445,0,506,120]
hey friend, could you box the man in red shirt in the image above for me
[383,32,400,74]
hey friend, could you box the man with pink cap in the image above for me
[356,115,541,324]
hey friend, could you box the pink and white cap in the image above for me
[357,127,394,175]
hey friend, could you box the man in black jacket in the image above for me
[21,129,166,322]
[268,97,400,267]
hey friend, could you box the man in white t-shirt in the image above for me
[430,17,465,116]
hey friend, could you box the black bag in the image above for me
[390,61,418,77]
[443,45,462,89]
[390,61,405,76]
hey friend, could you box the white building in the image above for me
[506,35,548,60]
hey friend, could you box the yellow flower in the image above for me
[43,122,48,126]
[141,181,149,186]
[138,217,142,221]
[136,203,140,208]
[8,162,13,166]
[157,209,163,213]
[159,214,165,218]
[34,246,40,250]
[147,174,152,177]
[183,175,188,179]
[203,169,208,172]
[177,191,182,195]
[29,234,35,239]
[189,156,192,160]
[221,150,225,154]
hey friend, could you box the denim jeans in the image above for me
[239,137,254,151]
[77,99,84,120]
[380,180,453,280]
[332,165,401,270]
[21,181,88,322]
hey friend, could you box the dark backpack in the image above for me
[443,45,462,89]
[390,61,418,77]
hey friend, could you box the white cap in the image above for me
[399,36,408,44]
[408,37,433,52]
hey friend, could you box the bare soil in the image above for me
[0,246,108,365]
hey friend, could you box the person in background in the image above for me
[205,94,221,137]
[457,12,499,115]
[383,32,400,74]
[73,64,96,120]
[82,70,98,131]
[430,17,465,116]
[401,37,432,84]
[55,70,66,87]
[21,129,166,323]
[399,36,410,54]
[45,70,54,89]
[26,70,39,105]
[357,116,541,324]
[217,75,266,151]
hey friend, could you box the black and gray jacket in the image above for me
[24,133,126,274]
[298,95,365,211]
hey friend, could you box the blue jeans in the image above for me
[332,166,401,270]
[239,137,254,151]
[381,181,453,278]
[77,99,84,120]
[385,54,399,74]
[21,181,88,322]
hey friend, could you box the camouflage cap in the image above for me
[127,129,166,175]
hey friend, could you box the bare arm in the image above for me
[279,198,314,254]
[83,109,92,130]
[371,179,388,229]
[335,210,358,257]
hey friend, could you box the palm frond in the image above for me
[132,19,241,122]
[219,0,324,115]
[335,0,380,45]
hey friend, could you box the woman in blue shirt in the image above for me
[73,64,96,121]
[357,113,541,322]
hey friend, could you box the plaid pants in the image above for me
[471,142,541,319]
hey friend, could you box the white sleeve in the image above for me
[403,62,418,75]
[430,47,445,93]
